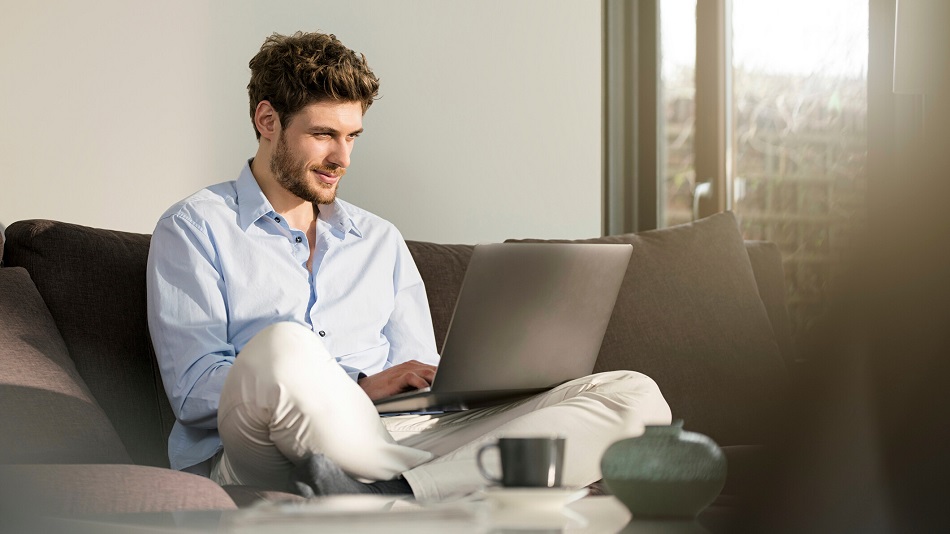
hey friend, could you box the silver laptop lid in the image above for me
[430,242,632,393]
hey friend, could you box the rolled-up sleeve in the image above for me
[147,212,235,429]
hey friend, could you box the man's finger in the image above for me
[405,373,430,391]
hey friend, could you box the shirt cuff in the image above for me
[341,364,366,382]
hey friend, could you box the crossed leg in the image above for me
[212,322,432,489]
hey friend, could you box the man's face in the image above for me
[269,100,364,205]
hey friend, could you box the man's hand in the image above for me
[357,360,437,401]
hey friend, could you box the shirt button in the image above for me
[295,236,302,243]
[275,217,281,223]
[318,330,326,337]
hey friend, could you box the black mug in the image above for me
[476,437,566,488]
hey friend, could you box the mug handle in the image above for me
[476,443,502,484]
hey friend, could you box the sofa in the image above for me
[0,211,791,525]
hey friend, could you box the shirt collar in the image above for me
[236,160,275,231]
[318,199,363,240]
[235,159,363,239]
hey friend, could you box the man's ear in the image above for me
[254,101,280,141]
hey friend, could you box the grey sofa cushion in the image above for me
[0,267,130,464]
[0,464,236,516]
[508,212,787,446]
[3,220,172,467]
[406,241,475,350]
[745,241,795,366]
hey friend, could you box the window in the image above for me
[658,0,869,344]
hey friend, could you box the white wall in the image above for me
[0,0,602,244]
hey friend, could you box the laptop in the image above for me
[374,242,632,415]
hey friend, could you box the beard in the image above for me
[270,132,345,205]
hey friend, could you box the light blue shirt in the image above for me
[146,161,440,471]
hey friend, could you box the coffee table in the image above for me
[37,493,730,533]
[35,494,646,533]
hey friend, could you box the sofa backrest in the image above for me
[404,241,475,352]
[3,220,174,467]
[409,231,795,372]
[3,215,793,467]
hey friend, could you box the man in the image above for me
[147,31,671,501]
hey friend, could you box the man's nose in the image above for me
[327,138,351,169]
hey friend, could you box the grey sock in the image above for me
[290,454,413,498]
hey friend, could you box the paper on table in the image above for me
[226,495,488,534]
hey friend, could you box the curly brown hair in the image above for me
[247,31,380,139]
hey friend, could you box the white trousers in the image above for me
[212,322,671,501]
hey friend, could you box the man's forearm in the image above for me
[175,359,232,429]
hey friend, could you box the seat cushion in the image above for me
[0,464,236,516]
[508,212,786,446]
[0,267,130,464]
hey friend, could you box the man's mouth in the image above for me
[312,167,344,186]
